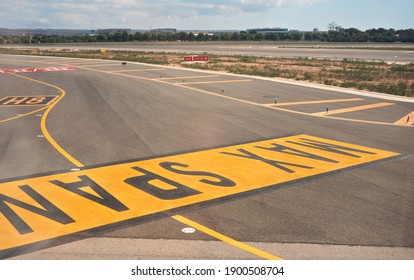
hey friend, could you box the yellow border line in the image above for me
[108,68,168,73]
[312,102,394,116]
[0,106,47,123]
[267,98,364,106]
[29,58,75,63]
[176,79,252,85]
[68,63,120,68]
[172,215,282,260]
[153,75,219,81]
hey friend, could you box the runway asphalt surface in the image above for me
[4,42,414,63]
[0,54,413,260]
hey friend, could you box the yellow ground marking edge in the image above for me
[312,102,395,116]
[266,98,364,106]
[7,70,281,260]
[70,63,122,68]
[29,58,84,63]
[176,79,252,85]
[0,106,48,123]
[108,68,168,73]
[173,215,282,260]
[394,111,414,126]
[153,75,219,81]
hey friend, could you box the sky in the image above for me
[0,0,412,31]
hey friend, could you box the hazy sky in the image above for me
[0,0,412,31]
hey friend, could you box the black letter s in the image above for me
[159,162,236,187]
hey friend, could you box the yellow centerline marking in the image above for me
[176,79,252,85]
[172,215,282,260]
[153,75,219,80]
[394,111,414,126]
[108,68,168,73]
[69,63,120,68]
[31,58,82,63]
[312,102,395,116]
[268,98,364,106]
[7,66,282,260]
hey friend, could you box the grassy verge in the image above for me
[1,47,413,97]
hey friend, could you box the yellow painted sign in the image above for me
[0,134,399,257]
[0,96,59,106]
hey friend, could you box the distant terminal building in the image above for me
[97,28,132,35]
[151,28,177,34]
[246,27,289,34]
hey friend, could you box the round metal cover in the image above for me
[181,227,196,234]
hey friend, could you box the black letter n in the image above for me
[0,185,75,235]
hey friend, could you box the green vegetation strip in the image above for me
[1,47,413,97]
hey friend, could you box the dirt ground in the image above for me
[2,47,414,97]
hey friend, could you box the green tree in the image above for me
[196,33,205,41]
[254,33,264,41]
[141,32,152,41]
[11,37,21,44]
[219,33,230,41]
[290,32,302,41]
[304,32,313,41]
[187,32,196,41]
[231,32,240,41]
[240,31,250,41]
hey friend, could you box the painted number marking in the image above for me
[0,96,59,106]
[0,134,399,256]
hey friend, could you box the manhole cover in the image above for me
[181,227,196,234]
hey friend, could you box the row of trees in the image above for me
[1,28,414,44]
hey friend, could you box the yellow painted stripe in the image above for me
[33,58,88,64]
[154,75,219,80]
[172,215,283,260]
[30,58,67,63]
[108,68,167,73]
[394,111,414,126]
[176,79,252,85]
[0,106,47,123]
[34,58,109,65]
[9,73,84,167]
[312,102,394,116]
[69,63,119,68]
[268,98,363,106]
